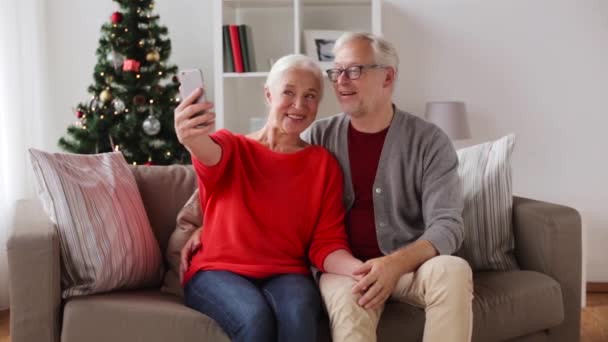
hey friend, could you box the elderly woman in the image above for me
[174,54,363,342]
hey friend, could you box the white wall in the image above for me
[44,0,608,280]
[383,0,608,280]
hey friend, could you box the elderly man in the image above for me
[303,32,473,342]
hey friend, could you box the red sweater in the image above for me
[183,130,350,284]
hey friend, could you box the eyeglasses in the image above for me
[326,64,387,82]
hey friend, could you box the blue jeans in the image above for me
[184,270,321,342]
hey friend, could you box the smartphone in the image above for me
[178,69,207,104]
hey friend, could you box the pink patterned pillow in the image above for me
[29,149,163,298]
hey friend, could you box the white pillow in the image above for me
[29,149,163,298]
[457,134,518,271]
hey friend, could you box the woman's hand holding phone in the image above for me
[174,88,221,165]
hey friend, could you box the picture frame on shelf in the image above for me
[304,30,346,70]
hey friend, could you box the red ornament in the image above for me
[144,161,153,166]
[76,110,84,119]
[122,59,141,72]
[110,12,123,24]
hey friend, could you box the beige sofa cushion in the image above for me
[457,134,518,270]
[472,271,564,341]
[29,149,163,298]
[128,164,198,254]
[59,273,563,342]
[61,290,229,342]
[161,189,202,297]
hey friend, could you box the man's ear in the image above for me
[264,86,272,105]
[383,67,396,88]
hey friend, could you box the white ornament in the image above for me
[142,115,161,135]
[112,98,126,112]
[108,49,125,70]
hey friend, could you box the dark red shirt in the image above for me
[347,123,388,260]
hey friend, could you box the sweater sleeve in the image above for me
[309,154,351,271]
[192,129,234,198]
[418,128,465,255]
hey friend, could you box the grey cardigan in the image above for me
[303,108,464,255]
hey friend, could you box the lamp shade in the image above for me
[425,101,471,140]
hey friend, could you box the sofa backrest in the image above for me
[129,164,197,254]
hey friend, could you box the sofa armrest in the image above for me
[7,199,61,342]
[512,196,581,342]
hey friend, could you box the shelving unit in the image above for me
[214,0,381,133]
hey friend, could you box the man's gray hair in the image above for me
[265,54,323,98]
[333,32,399,75]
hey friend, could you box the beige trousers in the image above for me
[319,255,473,342]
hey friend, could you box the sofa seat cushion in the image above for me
[61,289,229,342]
[60,272,563,342]
[374,271,563,342]
[472,270,564,341]
[377,302,425,341]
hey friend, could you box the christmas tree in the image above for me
[59,0,188,165]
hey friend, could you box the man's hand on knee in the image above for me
[351,255,403,310]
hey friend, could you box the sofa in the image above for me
[7,164,582,342]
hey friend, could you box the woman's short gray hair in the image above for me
[265,54,323,98]
[333,32,399,75]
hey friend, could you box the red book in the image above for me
[229,25,244,73]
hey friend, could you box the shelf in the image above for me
[224,0,370,8]
[302,0,371,7]
[224,0,293,9]
[224,72,269,78]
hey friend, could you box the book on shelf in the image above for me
[243,25,256,72]
[222,25,234,73]
[222,24,256,73]
[238,25,251,72]
[228,25,244,73]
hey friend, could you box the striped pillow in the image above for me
[29,149,163,298]
[457,134,518,271]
